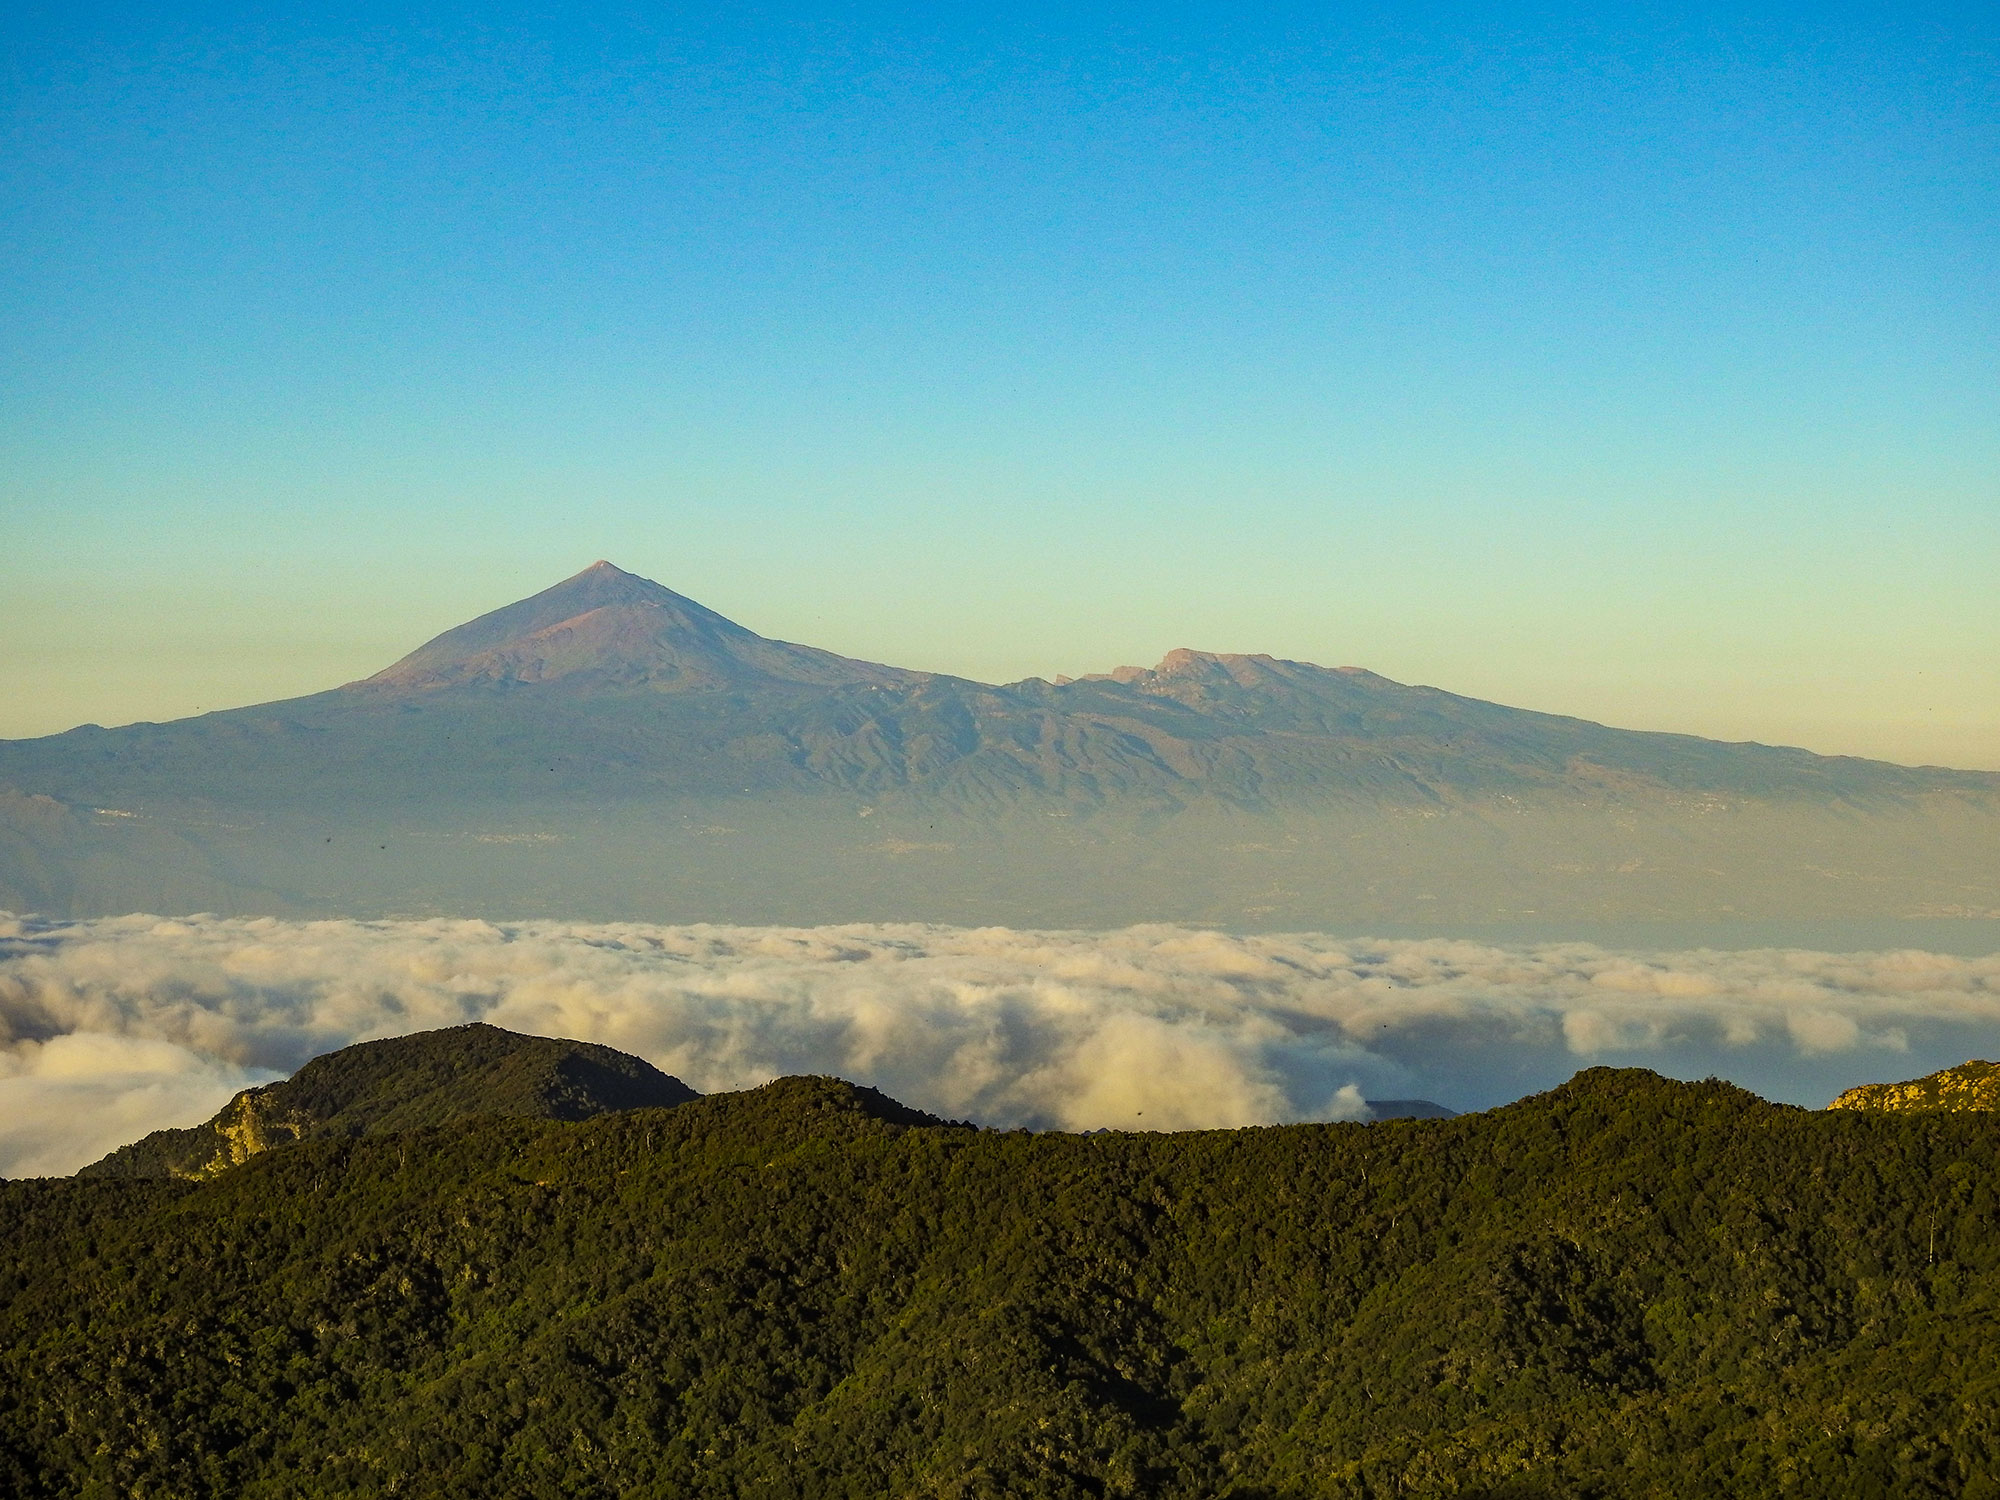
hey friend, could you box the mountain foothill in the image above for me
[1,562,1995,928]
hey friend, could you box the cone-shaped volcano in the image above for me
[360,561,915,694]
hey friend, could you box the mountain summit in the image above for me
[361,561,913,694]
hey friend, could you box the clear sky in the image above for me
[3,2,1995,767]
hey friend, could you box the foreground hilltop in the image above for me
[4,1056,1998,1495]
[81,1023,699,1179]
[2,561,1996,926]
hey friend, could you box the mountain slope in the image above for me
[79,1023,699,1179]
[1,562,1996,926]
[5,1066,1998,1496]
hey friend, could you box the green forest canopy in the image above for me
[5,1060,1999,1497]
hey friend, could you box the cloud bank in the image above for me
[4,913,1999,1176]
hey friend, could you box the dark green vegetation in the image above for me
[6,1067,1999,1497]
[3,562,1997,926]
[81,1024,698,1180]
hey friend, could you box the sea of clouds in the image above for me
[3,912,1999,1176]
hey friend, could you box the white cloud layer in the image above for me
[3,913,1999,1176]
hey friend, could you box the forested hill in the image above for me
[80,1023,699,1180]
[5,1069,1999,1496]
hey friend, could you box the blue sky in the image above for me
[3,2,1995,765]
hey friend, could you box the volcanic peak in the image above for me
[358,561,915,695]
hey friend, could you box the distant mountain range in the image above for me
[3,561,1996,928]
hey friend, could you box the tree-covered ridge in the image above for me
[78,1023,699,1180]
[1829,1059,2000,1114]
[6,1067,2000,1496]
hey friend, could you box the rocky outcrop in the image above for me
[1827,1059,2000,1112]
